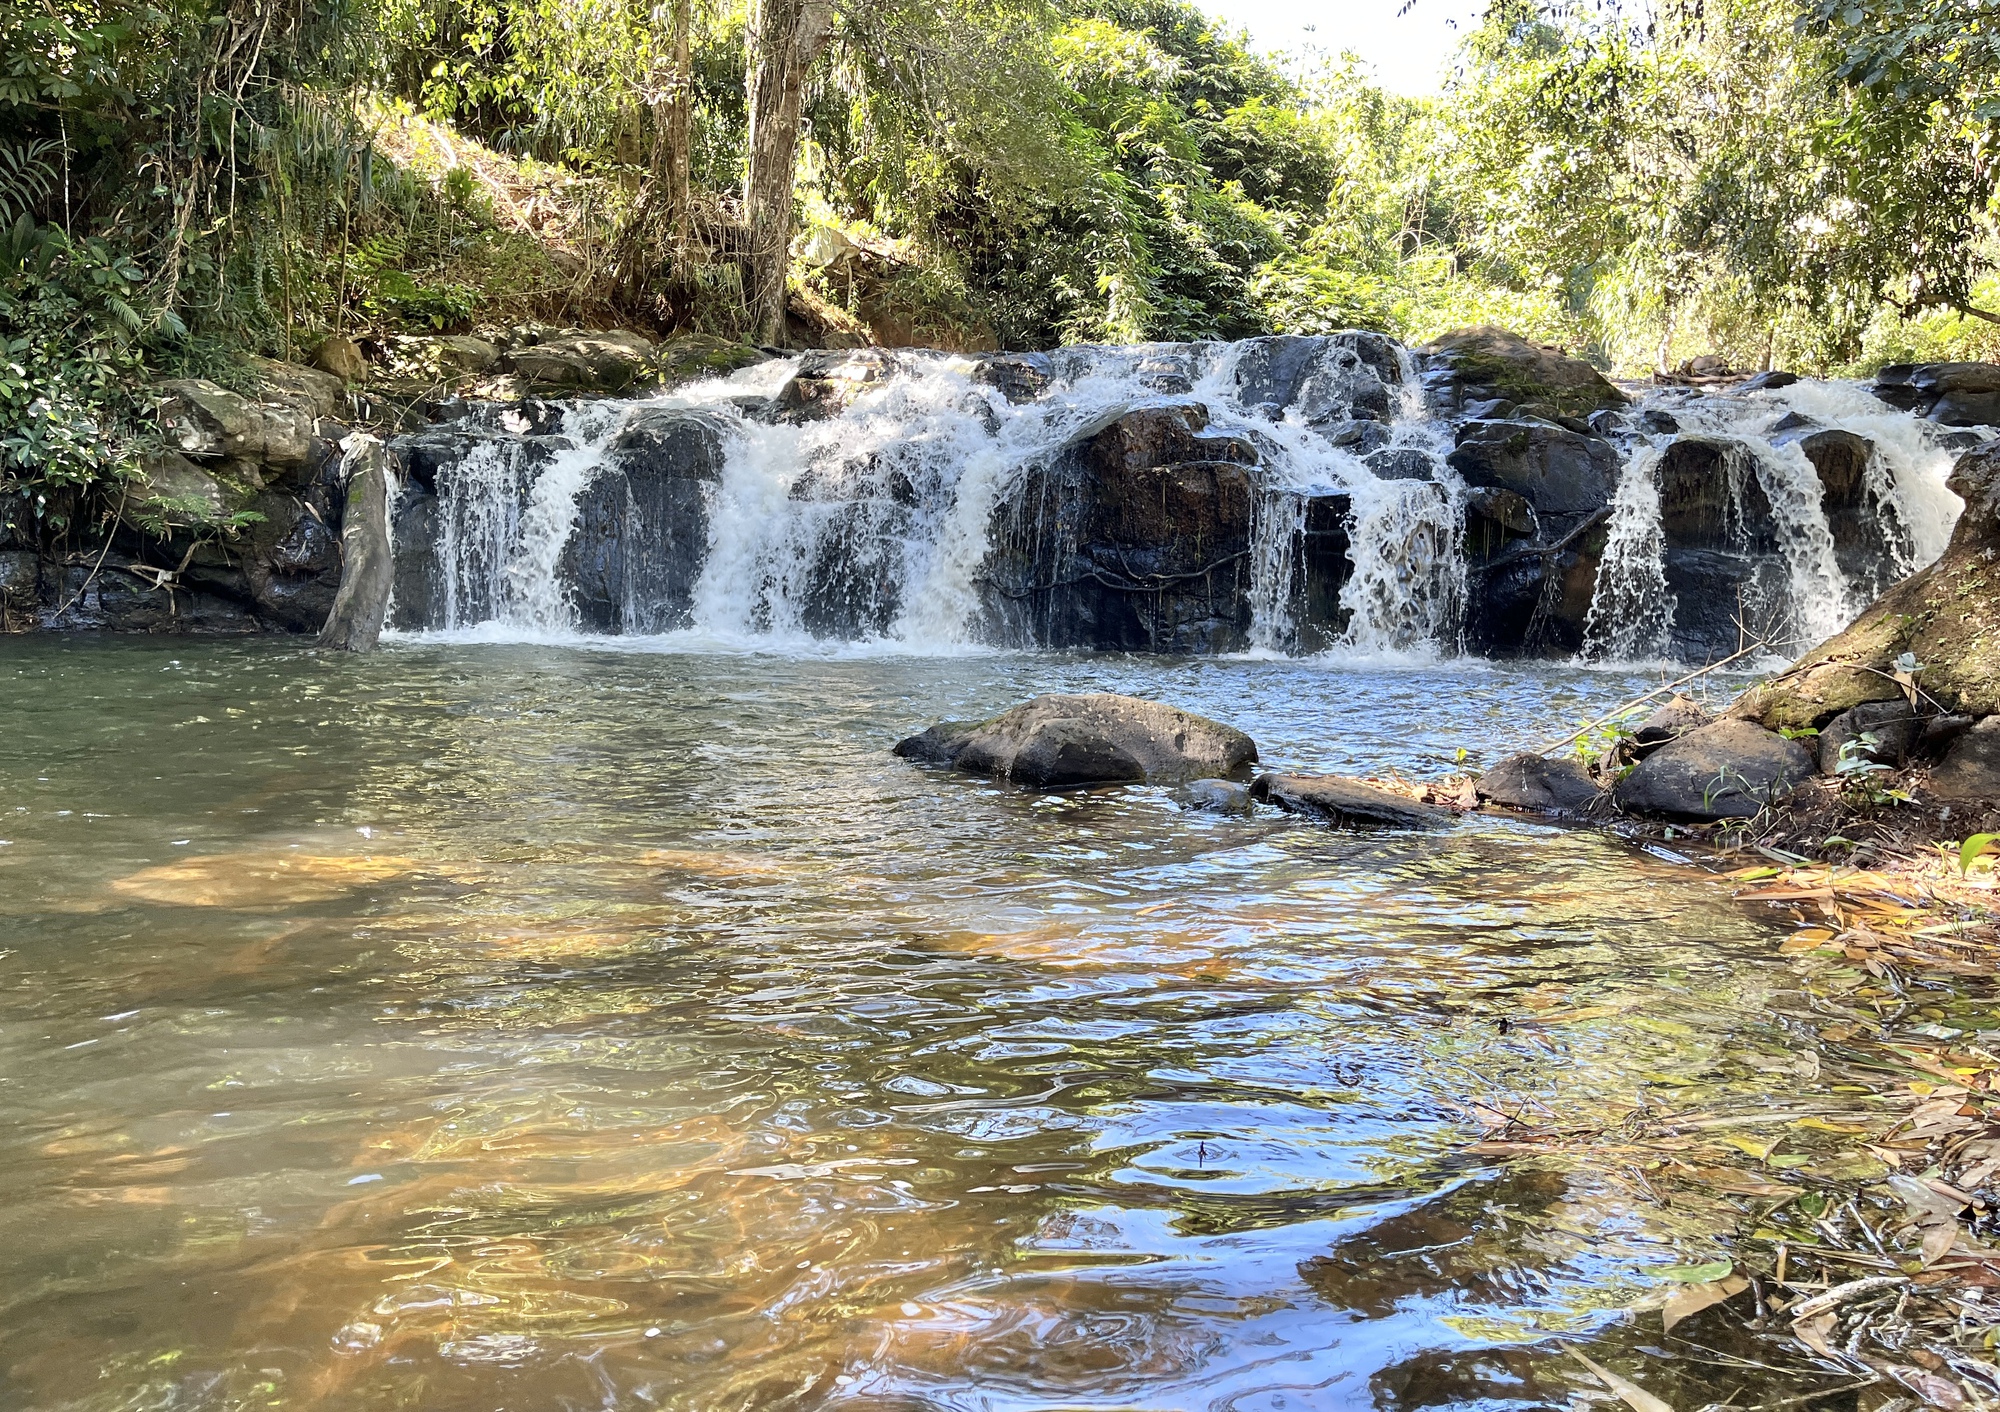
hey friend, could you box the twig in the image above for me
[1537,640,1772,755]
[49,481,132,622]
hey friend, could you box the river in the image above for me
[0,638,1929,1410]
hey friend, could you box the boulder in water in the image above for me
[1739,370,1800,391]
[1447,420,1619,519]
[775,349,900,422]
[1732,442,2000,730]
[1250,773,1455,829]
[1931,716,2000,802]
[1874,362,2000,426]
[1176,778,1255,814]
[979,405,1263,652]
[894,694,1257,788]
[1426,327,1628,417]
[1475,753,1603,814]
[1612,719,1815,819]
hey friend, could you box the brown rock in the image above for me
[313,336,368,383]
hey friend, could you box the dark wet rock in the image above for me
[1586,409,1631,437]
[1924,714,1977,754]
[1321,419,1394,454]
[1612,719,1815,819]
[1426,327,1627,417]
[892,722,984,766]
[38,557,267,633]
[1463,397,1517,421]
[1875,362,2000,426]
[1734,442,2000,729]
[1176,778,1254,814]
[981,404,1263,652]
[1818,698,1924,772]
[775,348,901,422]
[1447,420,1619,522]
[1365,447,1436,481]
[567,407,731,632]
[1635,694,1714,751]
[1739,370,1800,391]
[1475,753,1602,814]
[968,353,1052,404]
[1638,407,1681,435]
[895,693,1258,788]
[1465,485,1538,536]
[1770,424,1907,599]
[1931,716,2000,801]
[1250,773,1455,829]
[1231,333,1401,425]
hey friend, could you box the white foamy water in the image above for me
[1580,378,1969,660]
[407,339,1470,657]
[1581,444,1674,662]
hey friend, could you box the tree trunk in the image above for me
[318,434,395,652]
[742,0,834,345]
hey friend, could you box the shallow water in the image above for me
[0,640,1888,1410]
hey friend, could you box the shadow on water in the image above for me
[0,639,1883,1410]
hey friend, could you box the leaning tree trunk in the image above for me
[318,434,395,652]
[742,0,834,345]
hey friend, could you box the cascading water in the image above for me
[399,336,1472,657]
[394,338,1972,664]
[1581,445,1674,662]
[1578,378,1970,662]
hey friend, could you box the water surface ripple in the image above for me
[0,642,1831,1410]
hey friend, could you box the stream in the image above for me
[3,638,1980,1410]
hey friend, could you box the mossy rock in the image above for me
[1427,326,1627,417]
[1732,443,2000,729]
[657,334,772,388]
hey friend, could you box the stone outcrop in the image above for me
[894,693,1257,788]
[979,404,1263,652]
[1732,443,2000,730]
[1874,363,2000,427]
[1475,753,1603,814]
[1424,327,1627,418]
[1612,719,1816,820]
[1250,774,1455,828]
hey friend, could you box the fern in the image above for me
[0,140,58,225]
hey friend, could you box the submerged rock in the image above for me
[894,693,1257,788]
[1176,778,1255,814]
[1613,719,1815,820]
[1475,754,1602,814]
[1250,774,1454,829]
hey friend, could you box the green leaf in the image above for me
[1961,833,2000,877]
[1658,1259,1734,1283]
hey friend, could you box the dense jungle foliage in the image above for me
[4,0,2000,514]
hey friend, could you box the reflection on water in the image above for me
[0,641,1847,1409]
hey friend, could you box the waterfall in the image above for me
[394,340,1965,662]
[399,336,1472,656]
[1579,378,1969,662]
[1581,445,1674,662]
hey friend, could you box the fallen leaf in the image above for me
[1793,1310,1838,1359]
[1573,1352,1675,1412]
[1888,1364,1968,1410]
[1662,1274,1748,1332]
